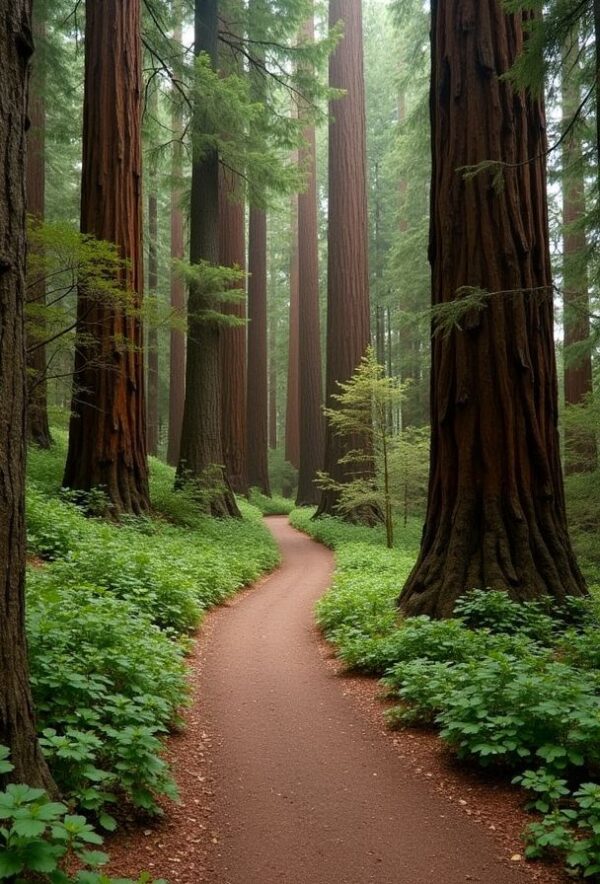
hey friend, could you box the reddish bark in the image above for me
[219,165,247,494]
[0,0,55,790]
[269,297,278,451]
[315,0,374,519]
[26,7,51,449]
[561,38,596,473]
[247,206,272,494]
[399,1,586,618]
[285,193,300,469]
[147,185,159,457]
[63,0,149,516]
[296,20,324,506]
[177,0,240,517]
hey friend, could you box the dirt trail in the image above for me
[198,517,533,884]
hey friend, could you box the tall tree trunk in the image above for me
[269,277,278,451]
[315,0,375,520]
[400,1,586,619]
[177,0,240,517]
[147,181,159,457]
[26,6,51,449]
[0,0,55,791]
[285,193,300,468]
[219,165,248,494]
[296,13,324,506]
[63,0,149,516]
[247,206,272,493]
[562,36,596,473]
[167,21,186,468]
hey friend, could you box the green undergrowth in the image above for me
[247,487,295,515]
[24,432,279,831]
[291,507,600,879]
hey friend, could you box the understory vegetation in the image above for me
[5,431,279,878]
[291,507,600,879]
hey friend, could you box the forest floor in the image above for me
[106,517,567,884]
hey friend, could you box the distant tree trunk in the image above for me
[147,182,159,457]
[562,36,596,473]
[247,205,272,494]
[177,0,240,517]
[400,1,586,618]
[269,287,278,451]
[167,29,186,467]
[315,0,376,521]
[63,0,149,516]
[26,6,51,449]
[285,193,300,468]
[296,14,324,506]
[0,0,55,791]
[219,165,247,494]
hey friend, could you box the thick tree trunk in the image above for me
[561,37,596,473]
[147,185,159,457]
[315,0,376,520]
[219,165,247,494]
[0,0,55,791]
[296,18,324,507]
[285,193,300,469]
[177,0,240,517]
[269,293,278,451]
[167,39,186,468]
[247,206,272,494]
[63,0,149,516]
[399,1,586,619]
[26,7,51,449]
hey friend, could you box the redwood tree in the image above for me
[219,164,247,494]
[167,33,186,468]
[315,0,373,519]
[296,14,324,506]
[63,0,149,515]
[26,5,51,449]
[0,0,54,790]
[399,1,586,618]
[247,205,272,494]
[177,0,240,517]
[147,183,159,457]
[561,36,596,473]
[285,192,300,469]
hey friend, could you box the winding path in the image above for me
[199,517,532,884]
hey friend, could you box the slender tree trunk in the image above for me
[315,0,377,521]
[247,205,272,493]
[147,182,159,457]
[0,0,55,791]
[269,282,278,451]
[296,13,324,506]
[167,23,186,468]
[285,192,300,468]
[219,165,248,494]
[63,0,149,516]
[399,1,586,619]
[26,6,51,449]
[177,0,240,517]
[594,0,600,177]
[562,36,596,473]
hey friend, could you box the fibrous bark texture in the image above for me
[247,206,272,494]
[399,1,586,618]
[296,19,324,506]
[63,0,149,516]
[285,192,300,469]
[219,165,247,494]
[315,0,374,519]
[177,0,240,517]
[26,7,51,449]
[147,185,159,457]
[561,38,596,473]
[0,0,54,790]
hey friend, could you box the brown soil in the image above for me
[106,516,568,884]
